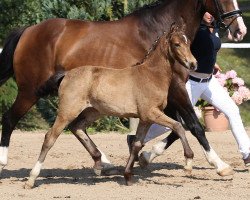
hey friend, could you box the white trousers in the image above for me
[145,76,250,158]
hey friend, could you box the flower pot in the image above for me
[202,106,229,132]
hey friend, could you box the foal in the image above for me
[25,26,197,188]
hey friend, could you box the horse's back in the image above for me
[13,17,145,89]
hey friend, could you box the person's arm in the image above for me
[213,63,222,74]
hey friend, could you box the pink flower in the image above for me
[226,70,237,79]
[197,69,250,107]
[231,91,243,105]
[215,72,227,86]
[232,77,244,86]
[238,86,250,100]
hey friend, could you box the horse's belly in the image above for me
[90,88,137,117]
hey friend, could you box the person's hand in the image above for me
[213,63,222,74]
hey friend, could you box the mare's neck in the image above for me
[131,0,203,44]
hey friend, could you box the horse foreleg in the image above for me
[149,108,194,173]
[139,107,179,167]
[124,120,151,186]
[0,91,38,176]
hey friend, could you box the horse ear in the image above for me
[179,18,186,32]
[170,22,178,33]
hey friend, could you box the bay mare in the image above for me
[25,26,197,188]
[0,0,247,178]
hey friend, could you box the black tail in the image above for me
[0,27,27,86]
[36,71,66,97]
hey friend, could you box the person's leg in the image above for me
[201,76,250,163]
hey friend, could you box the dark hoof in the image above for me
[124,172,133,186]
[126,180,134,186]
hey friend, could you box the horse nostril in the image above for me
[190,62,197,71]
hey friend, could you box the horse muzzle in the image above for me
[187,61,197,71]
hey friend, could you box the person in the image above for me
[127,12,250,166]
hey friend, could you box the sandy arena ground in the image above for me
[0,128,250,200]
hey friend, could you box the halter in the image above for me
[201,0,243,31]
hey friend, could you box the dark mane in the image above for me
[132,31,169,67]
[125,0,165,19]
[132,0,164,13]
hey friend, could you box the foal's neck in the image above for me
[137,38,173,77]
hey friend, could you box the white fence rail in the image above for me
[221,43,250,48]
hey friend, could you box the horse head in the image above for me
[165,24,197,71]
[204,0,247,41]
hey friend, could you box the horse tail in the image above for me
[36,71,66,97]
[0,27,27,86]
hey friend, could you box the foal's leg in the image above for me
[68,108,115,175]
[124,120,151,186]
[24,115,69,189]
[25,99,86,189]
[0,90,38,175]
[149,108,194,172]
[139,108,180,167]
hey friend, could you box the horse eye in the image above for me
[174,43,180,47]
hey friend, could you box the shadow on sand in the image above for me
[1,161,244,187]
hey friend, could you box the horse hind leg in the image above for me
[178,107,234,176]
[24,114,70,189]
[0,90,38,176]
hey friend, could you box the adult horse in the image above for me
[0,0,247,177]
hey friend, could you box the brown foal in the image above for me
[24,26,197,188]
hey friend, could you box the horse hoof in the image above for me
[184,168,192,176]
[126,180,133,186]
[93,168,102,176]
[24,182,34,189]
[217,167,235,177]
[138,152,149,169]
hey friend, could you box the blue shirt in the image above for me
[191,24,221,74]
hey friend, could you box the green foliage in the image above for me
[0,78,17,114]
[89,116,129,133]
[36,97,59,126]
[0,79,49,130]
[36,96,129,132]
